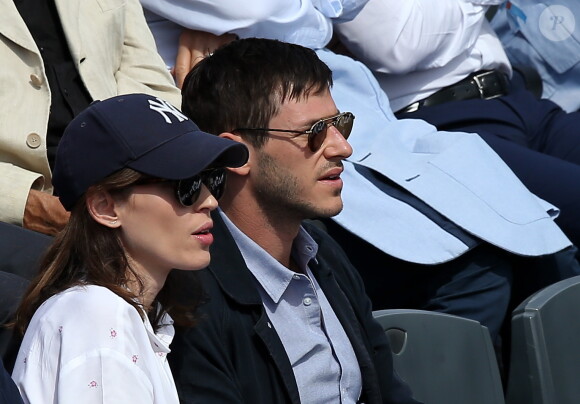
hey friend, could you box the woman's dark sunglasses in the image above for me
[135,168,226,207]
[233,111,355,152]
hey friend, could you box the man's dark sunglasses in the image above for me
[233,112,355,152]
[135,168,226,207]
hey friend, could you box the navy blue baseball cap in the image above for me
[52,93,248,211]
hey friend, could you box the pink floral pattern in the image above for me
[12,286,179,403]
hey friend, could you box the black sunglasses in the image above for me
[234,111,355,152]
[135,168,227,207]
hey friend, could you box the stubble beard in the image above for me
[253,151,343,222]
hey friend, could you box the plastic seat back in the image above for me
[373,309,505,404]
[507,275,580,404]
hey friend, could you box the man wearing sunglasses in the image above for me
[169,37,580,402]
[234,112,355,152]
[168,38,421,403]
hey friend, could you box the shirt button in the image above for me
[30,74,44,87]
[26,133,41,149]
[303,297,312,306]
[293,274,300,280]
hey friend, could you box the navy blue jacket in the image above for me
[169,214,420,404]
[0,358,23,404]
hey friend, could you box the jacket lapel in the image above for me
[254,313,302,404]
[208,212,302,403]
[0,0,39,53]
[53,0,81,62]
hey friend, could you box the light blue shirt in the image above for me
[491,0,580,112]
[220,210,363,404]
[141,0,367,68]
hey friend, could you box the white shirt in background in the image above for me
[335,0,511,112]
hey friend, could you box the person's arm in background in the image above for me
[140,0,368,79]
[23,189,69,235]
[334,0,505,73]
[140,0,336,44]
[0,162,68,235]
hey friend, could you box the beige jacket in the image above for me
[0,0,181,224]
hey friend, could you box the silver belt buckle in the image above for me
[473,71,502,100]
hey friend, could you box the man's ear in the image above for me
[219,132,251,176]
[86,188,121,228]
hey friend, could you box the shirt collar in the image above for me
[142,306,174,354]
[219,209,319,304]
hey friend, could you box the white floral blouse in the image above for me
[12,285,179,404]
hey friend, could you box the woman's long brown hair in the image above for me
[13,168,202,335]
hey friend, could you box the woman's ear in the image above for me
[219,132,251,176]
[86,188,121,228]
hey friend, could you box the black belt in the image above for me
[396,70,509,114]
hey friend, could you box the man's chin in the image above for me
[313,202,343,219]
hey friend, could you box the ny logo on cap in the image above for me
[148,98,188,124]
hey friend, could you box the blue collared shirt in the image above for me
[220,210,362,404]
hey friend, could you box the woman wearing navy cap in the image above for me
[11,94,248,404]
